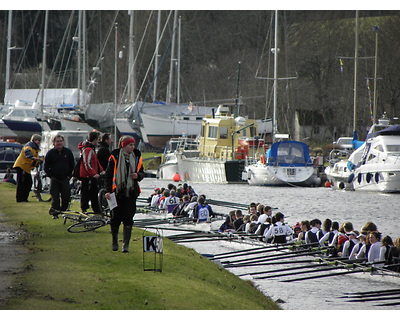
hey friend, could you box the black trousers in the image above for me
[80,178,100,213]
[50,177,71,211]
[15,167,32,202]
[110,194,137,229]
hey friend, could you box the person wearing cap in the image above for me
[13,134,43,202]
[352,232,368,260]
[104,135,144,253]
[78,131,105,213]
[293,222,302,239]
[341,230,360,258]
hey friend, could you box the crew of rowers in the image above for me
[147,183,215,223]
[218,202,400,270]
[147,188,400,270]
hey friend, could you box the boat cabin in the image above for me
[198,105,258,160]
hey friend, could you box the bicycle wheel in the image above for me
[67,219,106,233]
[98,188,110,216]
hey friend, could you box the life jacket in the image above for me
[306,230,319,245]
[271,223,288,244]
[110,151,143,194]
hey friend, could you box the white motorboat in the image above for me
[324,149,353,190]
[157,136,199,180]
[242,140,320,186]
[349,124,400,192]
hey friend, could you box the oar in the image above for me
[239,262,333,277]
[281,267,372,282]
[223,250,328,268]
[347,295,400,303]
[254,265,349,280]
[221,247,326,265]
[374,301,400,307]
[209,242,305,260]
[342,288,400,297]
[341,291,400,299]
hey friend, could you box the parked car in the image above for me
[334,137,353,151]
[0,141,22,172]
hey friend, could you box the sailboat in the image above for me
[241,11,319,187]
[2,11,95,141]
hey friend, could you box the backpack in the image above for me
[72,156,82,180]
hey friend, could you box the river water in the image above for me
[138,178,400,311]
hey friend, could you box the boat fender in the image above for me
[375,172,380,183]
[172,172,181,182]
[366,173,372,183]
[338,182,345,189]
[260,154,266,164]
[324,181,332,188]
[357,173,362,184]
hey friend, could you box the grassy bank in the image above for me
[0,182,279,310]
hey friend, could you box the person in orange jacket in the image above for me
[104,135,144,253]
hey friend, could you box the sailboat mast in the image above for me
[5,10,12,94]
[153,10,161,102]
[128,10,136,103]
[167,10,178,104]
[353,10,359,132]
[40,10,49,108]
[272,10,278,143]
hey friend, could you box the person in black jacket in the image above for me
[104,135,144,253]
[44,134,75,218]
[97,133,111,172]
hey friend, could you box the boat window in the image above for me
[183,117,190,121]
[367,154,376,161]
[249,126,256,137]
[11,110,25,117]
[387,145,400,153]
[374,145,384,152]
[196,117,203,120]
[220,127,228,139]
[208,126,218,139]
[26,110,38,117]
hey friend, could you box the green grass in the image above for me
[0,182,280,310]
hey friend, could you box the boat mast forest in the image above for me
[1,10,400,144]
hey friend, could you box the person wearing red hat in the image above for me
[104,135,144,253]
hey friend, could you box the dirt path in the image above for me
[0,211,27,307]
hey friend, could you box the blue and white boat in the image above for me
[242,140,319,186]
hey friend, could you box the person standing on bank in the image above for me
[44,134,75,218]
[79,131,104,213]
[104,136,144,253]
[97,133,112,173]
[13,134,43,202]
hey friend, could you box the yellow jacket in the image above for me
[13,141,41,173]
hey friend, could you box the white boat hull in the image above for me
[175,154,245,184]
[352,168,400,192]
[324,160,353,190]
[243,162,319,186]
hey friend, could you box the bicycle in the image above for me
[59,209,111,233]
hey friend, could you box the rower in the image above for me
[263,212,294,244]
